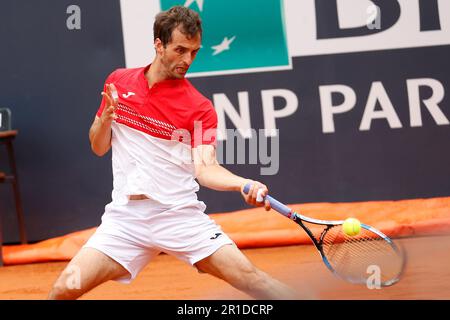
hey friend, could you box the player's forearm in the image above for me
[89,119,112,156]
[196,163,249,192]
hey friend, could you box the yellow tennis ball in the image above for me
[342,218,361,236]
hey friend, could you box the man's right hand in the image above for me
[89,83,118,156]
[100,83,118,126]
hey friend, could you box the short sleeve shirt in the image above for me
[97,65,217,205]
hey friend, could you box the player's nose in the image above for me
[182,52,195,66]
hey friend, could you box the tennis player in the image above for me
[48,6,296,300]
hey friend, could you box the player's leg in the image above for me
[48,198,162,300]
[155,201,298,299]
[47,247,129,300]
[195,244,298,299]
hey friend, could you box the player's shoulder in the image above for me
[106,66,144,82]
[183,79,213,109]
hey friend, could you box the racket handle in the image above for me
[243,183,293,218]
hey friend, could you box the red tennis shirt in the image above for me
[96,65,217,205]
[97,65,217,147]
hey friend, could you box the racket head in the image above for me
[241,184,406,286]
[315,222,406,287]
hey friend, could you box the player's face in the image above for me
[158,27,201,79]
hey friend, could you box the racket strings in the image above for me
[326,242,396,283]
[325,238,381,276]
[320,226,403,285]
[328,233,401,284]
[325,233,398,280]
[327,231,388,260]
[318,227,383,269]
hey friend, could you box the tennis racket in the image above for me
[244,184,406,287]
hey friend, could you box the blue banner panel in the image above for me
[0,0,125,242]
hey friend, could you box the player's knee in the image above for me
[48,271,83,300]
[48,281,76,300]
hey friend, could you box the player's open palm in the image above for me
[100,83,118,126]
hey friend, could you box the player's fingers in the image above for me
[109,83,117,93]
[251,183,260,203]
[109,83,119,104]
[264,199,271,211]
[107,106,117,117]
[100,106,116,123]
[247,183,256,205]
[101,91,113,107]
[102,105,113,115]
[254,183,268,205]
[260,184,268,198]
[105,85,117,106]
[103,94,118,115]
[249,182,256,196]
[244,183,257,205]
[252,184,262,206]
[105,84,112,98]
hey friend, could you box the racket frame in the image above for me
[243,184,405,286]
[290,211,404,286]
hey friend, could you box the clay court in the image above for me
[1,1,449,302]
[1,198,450,300]
[1,233,449,300]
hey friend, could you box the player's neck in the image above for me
[145,59,178,89]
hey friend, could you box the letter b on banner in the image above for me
[316,0,442,39]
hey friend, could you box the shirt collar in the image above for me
[140,64,187,89]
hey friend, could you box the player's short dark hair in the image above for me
[154,6,202,47]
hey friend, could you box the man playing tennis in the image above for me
[48,6,295,300]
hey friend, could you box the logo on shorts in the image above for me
[210,233,222,240]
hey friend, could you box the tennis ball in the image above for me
[342,218,361,236]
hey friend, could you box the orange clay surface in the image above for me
[0,234,449,300]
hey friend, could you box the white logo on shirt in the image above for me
[122,92,136,99]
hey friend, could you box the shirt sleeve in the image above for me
[96,70,118,118]
[191,100,218,148]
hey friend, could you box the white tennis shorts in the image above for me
[83,198,234,283]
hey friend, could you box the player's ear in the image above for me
[154,38,164,55]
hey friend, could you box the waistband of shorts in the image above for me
[109,196,205,211]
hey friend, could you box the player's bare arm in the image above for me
[89,83,118,156]
[193,145,271,210]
